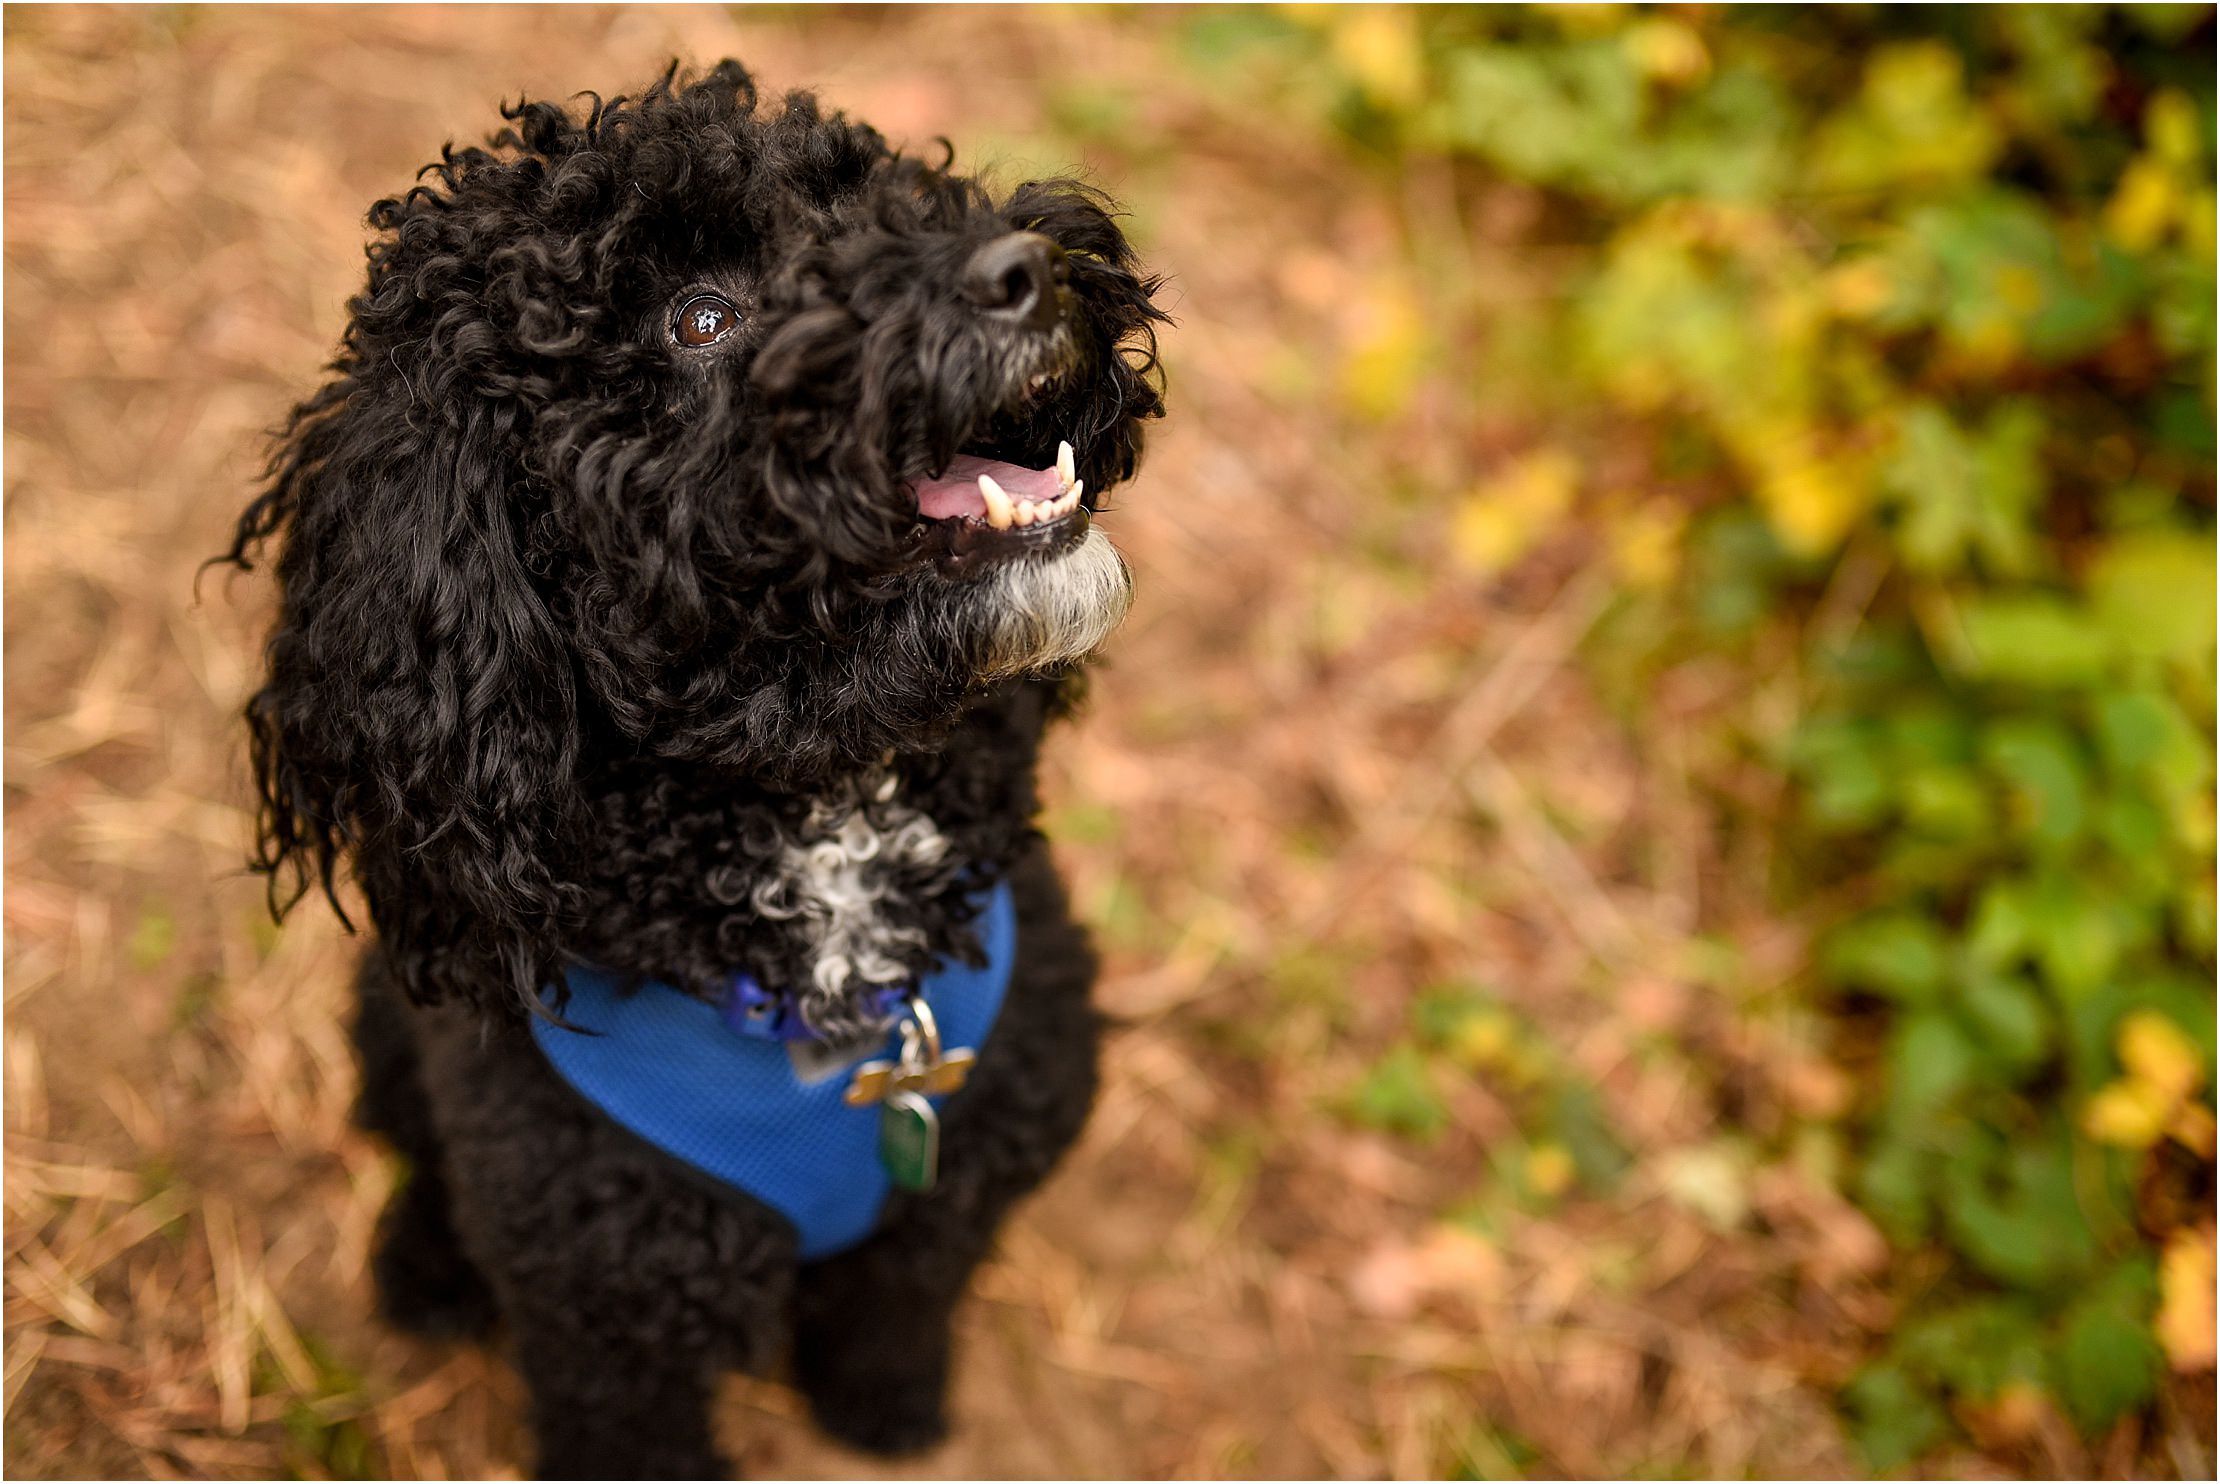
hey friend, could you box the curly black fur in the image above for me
[222,60,1162,1476]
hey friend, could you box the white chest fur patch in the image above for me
[748,773,951,1015]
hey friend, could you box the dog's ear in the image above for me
[227,355,584,1017]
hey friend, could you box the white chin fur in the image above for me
[979,526,1132,676]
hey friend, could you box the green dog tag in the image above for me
[879,1090,939,1192]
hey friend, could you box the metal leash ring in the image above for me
[898,995,944,1071]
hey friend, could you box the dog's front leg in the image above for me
[793,1009,1097,1451]
[510,1307,728,1480]
[423,1021,798,1480]
[791,1199,994,1457]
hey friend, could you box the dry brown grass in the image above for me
[5,6,2199,1480]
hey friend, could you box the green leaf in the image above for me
[2025,874,2127,999]
[1824,912,1949,1001]
[2061,973,2218,1092]
[1885,705,1979,767]
[1547,1081,1631,1190]
[1900,765,1993,839]
[1794,717,1895,830]
[1895,191,2139,362]
[1958,593,2110,686]
[2087,529,2217,664]
[1426,41,1646,199]
[1980,717,2088,850]
[1412,982,1494,1047]
[2095,791,2171,882]
[2093,689,2196,775]
[1958,974,2051,1074]
[1895,1297,2049,1399]
[1968,878,2037,969]
[1858,1138,1933,1244]
[1941,1130,2100,1287]
[1887,1010,1978,1123]
[1883,401,2042,575]
[1346,1044,1450,1142]
[2055,1305,2161,1434]
[1843,1364,1949,1474]
[1813,43,2000,196]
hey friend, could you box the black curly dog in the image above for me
[223,61,1163,1477]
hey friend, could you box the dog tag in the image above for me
[879,1090,939,1192]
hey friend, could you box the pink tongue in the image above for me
[911,454,1064,519]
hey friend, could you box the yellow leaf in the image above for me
[1447,1008,1516,1069]
[1340,282,1429,422]
[1548,4,1624,39]
[2149,89,2202,167]
[2105,157,2177,252]
[2184,189,2217,264]
[2157,1227,2216,1372]
[1755,449,1866,556]
[1525,1143,1576,1199]
[1331,6,1425,109]
[1608,500,1686,589]
[2119,1009,2203,1107]
[1826,259,1896,319]
[1994,263,2047,316]
[1450,449,1579,574]
[1624,18,1710,85]
[2083,1078,2172,1149]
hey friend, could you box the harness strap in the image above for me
[529,882,1017,1259]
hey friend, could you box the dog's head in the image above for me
[226,61,1164,1009]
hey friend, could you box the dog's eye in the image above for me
[673,293,739,348]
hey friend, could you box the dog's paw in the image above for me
[804,1376,951,1457]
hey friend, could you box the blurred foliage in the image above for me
[1191,3,2215,1468]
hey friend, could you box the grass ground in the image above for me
[3,6,2209,1479]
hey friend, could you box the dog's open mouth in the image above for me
[908,438,1090,575]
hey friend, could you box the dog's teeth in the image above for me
[977,474,1015,530]
[1067,480,1083,510]
[1013,500,1036,527]
[1056,440,1076,488]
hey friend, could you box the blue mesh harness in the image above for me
[530,882,1016,1259]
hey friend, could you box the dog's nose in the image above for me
[962,232,1069,332]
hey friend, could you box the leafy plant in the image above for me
[1200,4,2215,1466]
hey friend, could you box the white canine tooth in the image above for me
[977,473,1015,530]
[1067,479,1083,509]
[1056,440,1077,488]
